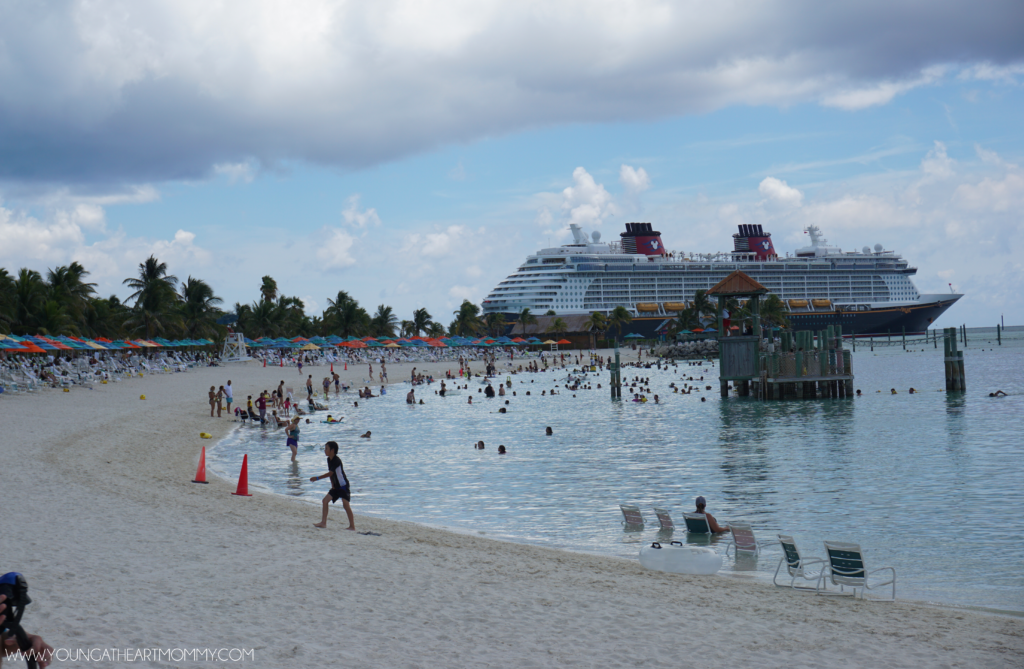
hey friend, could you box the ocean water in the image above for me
[210,327,1024,613]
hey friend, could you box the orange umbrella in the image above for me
[557,339,572,345]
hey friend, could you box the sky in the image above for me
[1,1,1023,327]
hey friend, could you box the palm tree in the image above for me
[179,276,224,339]
[411,307,433,336]
[10,269,47,334]
[426,321,446,338]
[325,295,369,338]
[260,276,278,303]
[123,256,180,338]
[484,312,506,338]
[691,289,716,326]
[608,305,632,340]
[517,307,537,336]
[47,262,96,321]
[451,300,482,336]
[583,311,607,346]
[246,299,278,337]
[370,304,398,338]
[666,307,697,336]
[400,320,416,338]
[544,309,556,316]
[760,294,790,328]
[545,317,567,340]
[36,300,75,336]
[0,268,15,332]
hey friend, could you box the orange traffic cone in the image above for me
[192,446,209,484]
[344,362,347,371]
[232,454,253,496]
[330,363,334,373]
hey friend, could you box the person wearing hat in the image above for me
[694,496,729,533]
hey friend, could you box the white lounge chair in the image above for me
[817,541,896,601]
[725,521,775,557]
[652,507,675,531]
[682,512,712,533]
[619,504,645,528]
[774,535,826,590]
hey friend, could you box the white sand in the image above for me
[2,358,1021,668]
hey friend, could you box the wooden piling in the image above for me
[997,323,1002,345]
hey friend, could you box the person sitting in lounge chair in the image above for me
[695,496,729,533]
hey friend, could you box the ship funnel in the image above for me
[732,224,776,260]
[620,222,665,256]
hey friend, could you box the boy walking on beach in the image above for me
[311,441,355,530]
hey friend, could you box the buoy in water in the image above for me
[140,394,146,400]
[639,542,722,575]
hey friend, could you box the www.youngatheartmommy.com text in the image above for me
[5,647,255,663]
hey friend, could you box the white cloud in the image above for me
[619,165,650,196]
[821,66,946,110]
[214,160,257,183]
[920,141,955,179]
[341,195,381,228]
[758,177,803,207]
[315,227,357,270]
[560,167,617,228]
[954,171,1024,212]
[3,2,1021,185]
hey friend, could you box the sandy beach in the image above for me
[2,356,1022,668]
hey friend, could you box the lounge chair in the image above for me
[652,507,675,531]
[817,541,896,601]
[774,535,826,590]
[725,521,774,557]
[682,512,712,534]
[619,504,645,528]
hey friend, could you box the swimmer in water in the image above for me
[545,426,553,436]
[324,414,341,424]
[286,417,300,462]
[891,388,897,394]
[360,431,371,439]
[497,445,506,454]
[990,390,1008,397]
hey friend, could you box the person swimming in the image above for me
[324,414,342,424]
[990,390,1008,397]
[360,431,371,439]
[497,445,506,454]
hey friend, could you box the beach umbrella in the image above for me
[385,343,400,348]
[690,328,704,333]
[542,339,557,345]
[299,343,320,351]
[703,328,716,332]
[557,339,572,345]
[624,333,644,339]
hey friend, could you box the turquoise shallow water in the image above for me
[210,328,1024,613]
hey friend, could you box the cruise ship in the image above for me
[481,222,961,336]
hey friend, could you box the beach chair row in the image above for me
[621,504,896,600]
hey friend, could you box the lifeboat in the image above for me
[636,303,660,313]
[664,302,688,312]
[788,299,809,309]
[639,542,722,575]
[812,299,832,308]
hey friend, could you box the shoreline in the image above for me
[204,433,1024,621]
[3,358,1023,667]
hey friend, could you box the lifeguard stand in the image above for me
[221,333,250,362]
[707,270,766,398]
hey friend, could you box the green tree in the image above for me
[692,289,715,325]
[608,305,633,339]
[411,307,433,336]
[544,309,556,316]
[36,299,75,336]
[583,311,607,344]
[0,268,15,332]
[325,292,369,338]
[10,268,47,334]
[179,276,224,339]
[426,321,446,338]
[760,294,790,328]
[516,307,537,336]
[545,317,567,339]
[370,304,398,338]
[260,276,278,303]
[122,256,181,338]
[400,320,415,338]
[484,312,506,337]
[451,300,482,336]
[46,262,96,322]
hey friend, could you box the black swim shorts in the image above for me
[329,486,350,503]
